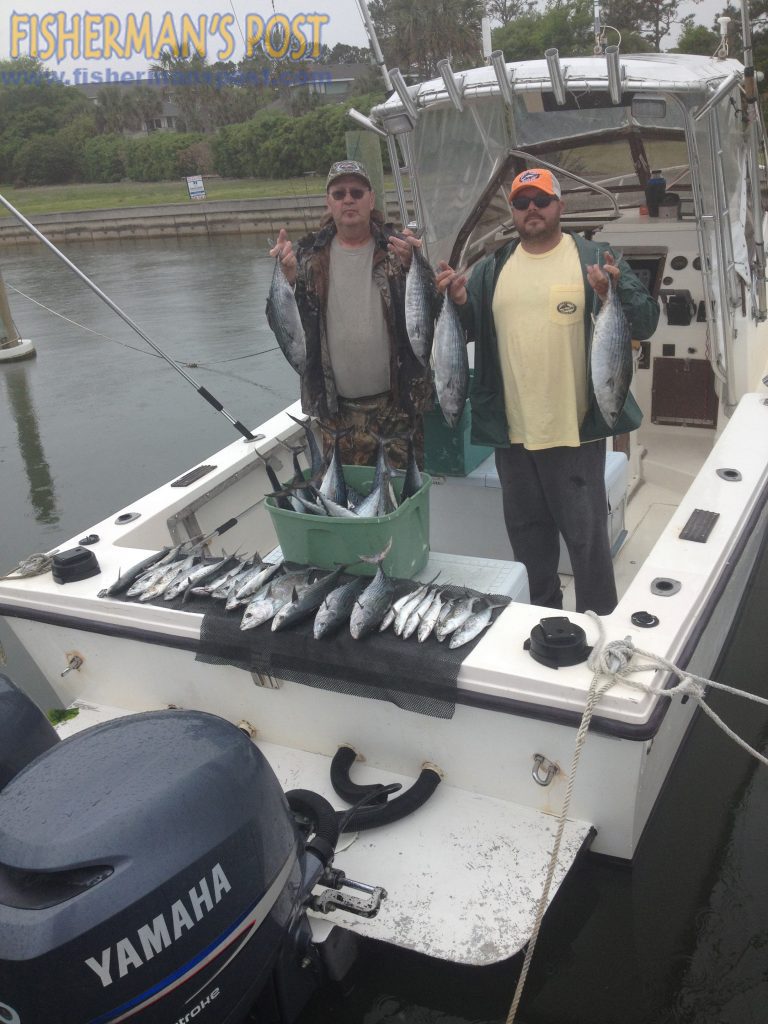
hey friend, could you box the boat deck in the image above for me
[563,428,715,610]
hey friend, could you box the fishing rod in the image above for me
[0,192,258,442]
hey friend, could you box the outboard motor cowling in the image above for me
[0,710,309,1024]
[0,671,59,790]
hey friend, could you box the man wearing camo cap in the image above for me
[269,159,434,468]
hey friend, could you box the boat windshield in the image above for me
[413,94,690,264]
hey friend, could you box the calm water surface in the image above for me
[1,235,767,1024]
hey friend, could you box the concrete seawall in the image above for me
[0,192,412,247]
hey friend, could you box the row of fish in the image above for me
[233,544,503,649]
[101,540,502,649]
[266,414,424,520]
[266,238,469,431]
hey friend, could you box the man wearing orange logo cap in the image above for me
[436,168,658,614]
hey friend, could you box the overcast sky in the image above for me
[0,0,743,82]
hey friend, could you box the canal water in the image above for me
[1,235,767,1024]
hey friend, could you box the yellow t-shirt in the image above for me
[491,234,588,449]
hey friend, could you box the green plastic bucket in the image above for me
[266,465,431,578]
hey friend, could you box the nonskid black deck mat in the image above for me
[194,575,511,720]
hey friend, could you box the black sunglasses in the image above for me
[329,187,368,200]
[511,194,557,211]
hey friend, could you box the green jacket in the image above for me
[460,232,660,447]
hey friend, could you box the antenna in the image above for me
[481,17,492,62]
[593,0,603,53]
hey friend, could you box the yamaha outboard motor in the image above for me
[0,671,59,789]
[0,709,363,1024]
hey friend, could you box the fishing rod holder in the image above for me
[605,45,623,105]
[347,108,387,138]
[389,67,418,124]
[545,48,567,106]
[437,59,465,113]
[491,50,515,108]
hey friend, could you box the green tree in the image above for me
[95,87,136,134]
[674,17,719,55]
[321,43,373,64]
[493,0,595,61]
[0,57,92,183]
[369,0,487,78]
[602,0,703,51]
[151,48,219,133]
[13,134,76,185]
[485,0,536,27]
[132,84,164,131]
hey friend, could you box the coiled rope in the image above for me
[505,611,768,1024]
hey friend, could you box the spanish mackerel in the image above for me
[433,294,469,428]
[590,271,632,429]
[101,546,173,597]
[265,257,306,375]
[448,599,505,649]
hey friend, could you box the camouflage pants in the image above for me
[318,392,424,470]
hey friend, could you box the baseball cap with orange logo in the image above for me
[509,168,562,200]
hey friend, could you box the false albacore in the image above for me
[265,256,306,375]
[591,272,632,429]
[433,293,469,428]
[313,576,368,639]
[405,245,436,367]
[287,413,323,477]
[349,540,395,639]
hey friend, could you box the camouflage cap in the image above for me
[326,160,372,191]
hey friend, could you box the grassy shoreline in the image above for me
[0,177,352,217]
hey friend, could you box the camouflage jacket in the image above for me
[294,216,433,421]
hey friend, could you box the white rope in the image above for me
[505,611,768,1023]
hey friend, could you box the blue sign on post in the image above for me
[186,175,206,200]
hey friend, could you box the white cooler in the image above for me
[414,550,530,604]
[445,449,629,577]
[557,450,629,574]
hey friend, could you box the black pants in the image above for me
[495,440,618,615]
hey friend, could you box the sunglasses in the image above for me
[329,187,369,201]
[511,194,557,211]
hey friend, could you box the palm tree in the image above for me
[132,84,164,133]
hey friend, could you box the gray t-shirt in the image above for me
[325,236,391,398]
